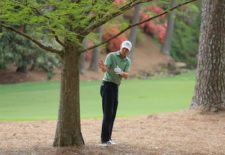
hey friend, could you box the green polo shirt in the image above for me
[103,51,131,85]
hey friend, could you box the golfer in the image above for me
[98,40,132,145]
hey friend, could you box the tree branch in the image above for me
[55,35,65,48]
[81,0,198,53]
[84,0,154,33]
[0,23,64,56]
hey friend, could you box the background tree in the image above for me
[191,0,225,112]
[160,0,176,56]
[170,2,200,68]
[138,1,200,68]
[128,4,141,59]
[0,29,60,77]
[89,26,102,71]
[80,38,86,74]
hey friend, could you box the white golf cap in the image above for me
[121,40,132,52]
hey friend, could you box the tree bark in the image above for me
[191,0,225,112]
[53,41,84,146]
[160,0,176,55]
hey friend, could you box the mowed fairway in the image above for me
[0,72,195,121]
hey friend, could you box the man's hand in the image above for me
[114,66,123,75]
[114,66,129,79]
[98,60,107,72]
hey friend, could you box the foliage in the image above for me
[102,20,128,53]
[140,1,200,68]
[171,3,200,68]
[0,29,33,70]
[35,51,61,80]
[139,5,167,43]
[0,30,61,78]
[0,0,121,46]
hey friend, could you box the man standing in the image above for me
[98,40,132,145]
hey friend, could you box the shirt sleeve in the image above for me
[104,53,112,68]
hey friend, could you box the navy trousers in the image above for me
[100,81,118,143]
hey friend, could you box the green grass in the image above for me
[0,72,195,121]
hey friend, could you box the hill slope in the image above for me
[0,34,171,84]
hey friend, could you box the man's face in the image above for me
[120,48,129,57]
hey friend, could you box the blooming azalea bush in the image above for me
[140,6,167,44]
[99,3,167,55]
[103,26,127,53]
[113,0,127,5]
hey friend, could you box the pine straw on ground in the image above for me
[0,110,225,155]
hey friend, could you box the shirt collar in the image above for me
[116,51,128,60]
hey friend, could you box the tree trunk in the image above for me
[128,4,141,59]
[89,26,102,71]
[160,0,176,55]
[53,41,84,146]
[191,0,225,112]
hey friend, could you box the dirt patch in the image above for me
[0,110,225,155]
